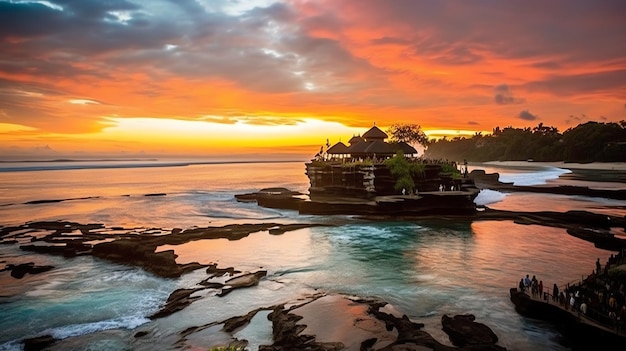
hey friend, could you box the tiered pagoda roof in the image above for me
[326,124,417,158]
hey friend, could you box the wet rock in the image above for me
[150,287,205,319]
[260,305,344,351]
[152,269,268,318]
[219,270,267,297]
[134,331,149,338]
[91,240,202,278]
[360,337,377,351]
[205,263,240,278]
[223,309,259,332]
[5,262,54,279]
[23,335,56,351]
[441,314,499,347]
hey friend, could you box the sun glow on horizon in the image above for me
[100,117,359,148]
[424,129,491,140]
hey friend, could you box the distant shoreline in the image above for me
[0,158,159,163]
[480,160,626,171]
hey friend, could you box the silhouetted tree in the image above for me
[387,123,429,148]
[424,121,625,162]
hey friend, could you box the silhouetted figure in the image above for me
[552,284,559,302]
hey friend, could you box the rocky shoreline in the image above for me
[1,220,510,350]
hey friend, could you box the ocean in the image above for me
[0,160,625,350]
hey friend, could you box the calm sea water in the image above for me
[0,161,625,350]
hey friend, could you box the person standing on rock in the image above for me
[552,284,559,302]
[524,274,531,290]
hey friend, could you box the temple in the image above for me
[236,124,480,216]
[323,124,417,161]
[306,124,475,200]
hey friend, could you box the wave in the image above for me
[49,315,150,340]
[497,166,571,186]
[474,189,508,206]
[0,316,150,351]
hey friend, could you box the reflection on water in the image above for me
[158,228,325,273]
[487,192,626,218]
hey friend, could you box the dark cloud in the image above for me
[430,45,483,65]
[468,121,479,125]
[530,61,562,70]
[566,114,586,125]
[494,84,525,105]
[370,36,412,45]
[523,69,626,99]
[319,0,626,75]
[518,110,537,121]
[1,0,625,136]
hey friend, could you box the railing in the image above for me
[524,287,625,335]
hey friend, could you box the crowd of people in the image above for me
[520,250,626,330]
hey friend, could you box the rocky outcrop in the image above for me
[441,314,499,347]
[219,270,267,296]
[1,262,54,279]
[469,169,626,200]
[22,335,56,351]
[259,304,344,351]
[150,269,268,319]
[4,221,325,279]
[92,240,205,278]
[149,287,205,319]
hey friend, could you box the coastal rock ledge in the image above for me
[441,314,500,347]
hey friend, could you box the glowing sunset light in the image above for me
[0,0,624,160]
[101,117,355,149]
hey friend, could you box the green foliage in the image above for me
[410,163,425,178]
[341,160,373,168]
[387,123,430,148]
[425,121,626,162]
[439,163,461,179]
[309,159,328,167]
[384,151,414,193]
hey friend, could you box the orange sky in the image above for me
[1,0,625,160]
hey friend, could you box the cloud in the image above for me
[1,0,625,142]
[468,121,479,125]
[494,84,525,105]
[518,110,537,121]
[566,114,586,125]
[530,61,562,70]
[370,36,412,45]
[523,69,626,99]
[199,116,238,124]
[240,117,304,126]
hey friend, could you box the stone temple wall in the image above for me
[305,162,458,198]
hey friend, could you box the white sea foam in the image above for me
[474,189,508,206]
[0,316,150,351]
[498,167,571,186]
[49,315,150,340]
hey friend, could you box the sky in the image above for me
[1,0,625,160]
